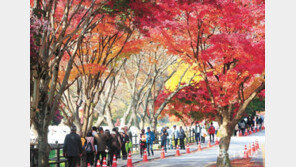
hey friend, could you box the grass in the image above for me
[49,150,66,167]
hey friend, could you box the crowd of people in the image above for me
[234,115,264,136]
[63,125,131,167]
[63,125,159,167]
[62,121,222,167]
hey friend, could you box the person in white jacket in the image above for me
[201,126,207,144]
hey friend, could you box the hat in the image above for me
[173,125,176,127]
[147,127,150,130]
[118,129,124,133]
[70,125,77,131]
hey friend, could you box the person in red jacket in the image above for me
[208,122,215,143]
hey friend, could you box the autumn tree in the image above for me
[30,0,158,165]
[58,13,136,138]
[30,0,113,165]
[159,0,265,166]
[164,85,216,126]
[148,63,199,132]
[115,43,179,131]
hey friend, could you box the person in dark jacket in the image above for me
[112,128,122,159]
[119,129,130,160]
[139,129,147,157]
[194,123,201,144]
[160,127,168,152]
[63,125,82,167]
[179,126,186,150]
[93,126,107,166]
[247,116,253,131]
[105,129,114,166]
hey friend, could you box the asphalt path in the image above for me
[132,130,265,167]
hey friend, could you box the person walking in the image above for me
[123,128,132,155]
[160,127,169,152]
[78,131,86,166]
[208,122,215,143]
[166,126,173,149]
[105,129,115,166]
[239,120,246,135]
[93,127,107,166]
[179,126,186,150]
[112,128,122,159]
[172,125,180,149]
[124,126,133,144]
[92,126,98,136]
[139,129,147,157]
[201,125,207,143]
[84,131,96,167]
[247,116,253,131]
[109,130,120,166]
[146,127,155,156]
[119,129,129,160]
[258,116,263,130]
[234,124,239,136]
[194,123,201,144]
[63,125,82,167]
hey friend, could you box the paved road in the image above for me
[116,141,212,167]
[130,130,265,167]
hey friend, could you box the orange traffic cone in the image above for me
[257,126,260,132]
[198,142,202,151]
[186,144,190,153]
[239,130,242,137]
[102,157,107,167]
[112,154,117,167]
[175,145,181,156]
[96,160,101,167]
[142,148,148,162]
[253,128,256,133]
[249,129,252,135]
[126,151,133,167]
[161,146,166,158]
[244,131,248,136]
[87,163,91,167]
[207,140,211,148]
[243,145,249,158]
[262,125,265,130]
[215,138,219,145]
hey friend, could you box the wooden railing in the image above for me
[30,144,67,167]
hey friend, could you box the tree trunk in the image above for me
[37,128,50,167]
[216,121,233,167]
[94,115,105,127]
[151,117,158,133]
[121,101,133,127]
[139,117,145,130]
[105,107,115,129]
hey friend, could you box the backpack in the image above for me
[83,139,94,153]
[209,126,215,134]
